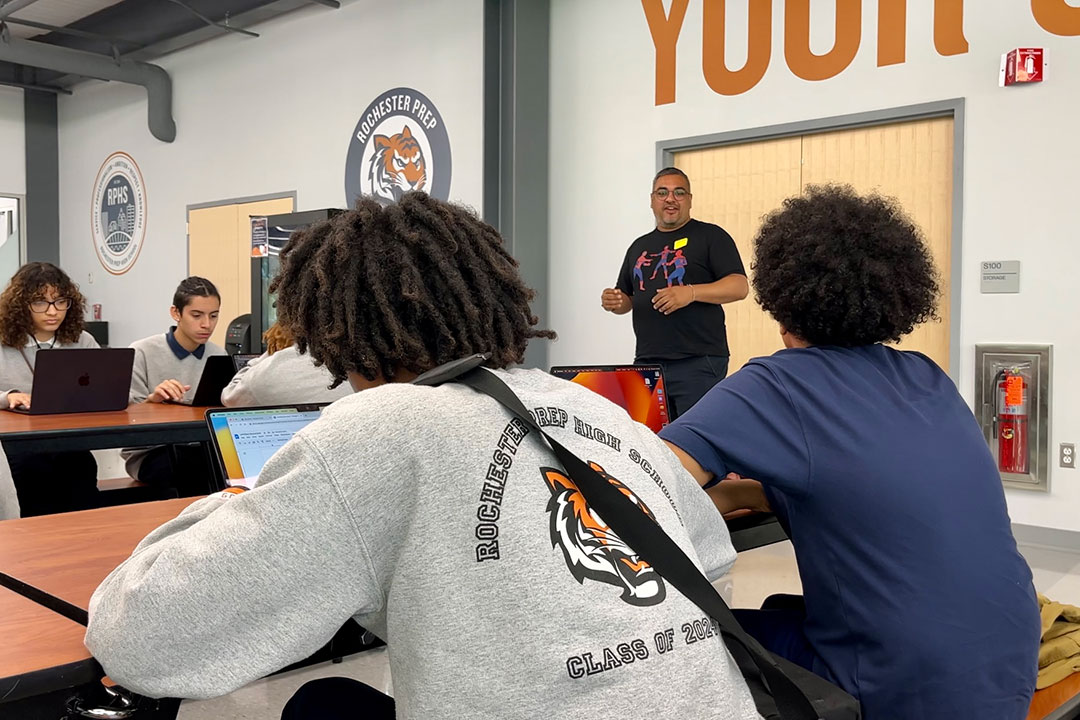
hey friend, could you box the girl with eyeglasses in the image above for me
[0,262,100,515]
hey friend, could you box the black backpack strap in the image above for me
[456,367,822,720]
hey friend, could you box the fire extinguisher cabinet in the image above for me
[974,344,1053,492]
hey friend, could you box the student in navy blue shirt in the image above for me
[660,185,1040,720]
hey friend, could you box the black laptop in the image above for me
[186,355,237,406]
[12,348,134,415]
[231,353,260,372]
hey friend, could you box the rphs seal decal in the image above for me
[345,87,452,207]
[91,151,147,275]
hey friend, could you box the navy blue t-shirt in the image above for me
[660,345,1039,720]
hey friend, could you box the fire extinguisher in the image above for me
[992,368,1029,474]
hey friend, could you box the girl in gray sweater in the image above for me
[0,262,99,515]
[221,323,351,407]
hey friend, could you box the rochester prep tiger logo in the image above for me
[368,126,428,201]
[542,463,666,607]
[345,87,451,207]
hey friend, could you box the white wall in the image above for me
[0,86,25,195]
[58,0,484,347]
[550,0,1080,531]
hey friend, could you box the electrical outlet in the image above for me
[1061,443,1076,469]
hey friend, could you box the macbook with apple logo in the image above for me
[10,348,135,415]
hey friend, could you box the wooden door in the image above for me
[675,116,953,371]
[800,118,953,367]
[675,137,802,373]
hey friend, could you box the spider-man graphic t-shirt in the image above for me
[616,219,744,361]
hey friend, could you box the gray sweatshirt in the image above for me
[220,345,351,407]
[121,331,226,478]
[0,332,100,519]
[0,331,100,409]
[86,369,760,719]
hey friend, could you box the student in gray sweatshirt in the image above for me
[87,195,761,720]
[121,277,225,495]
[221,322,351,407]
[0,262,99,515]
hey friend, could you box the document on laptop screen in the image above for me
[209,408,323,488]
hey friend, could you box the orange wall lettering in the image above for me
[1031,0,1080,36]
[702,0,772,96]
[642,0,689,105]
[644,1,1080,105]
[784,0,862,82]
[878,0,907,66]
[934,0,969,56]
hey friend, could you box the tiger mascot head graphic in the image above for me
[541,463,666,607]
[368,125,428,201]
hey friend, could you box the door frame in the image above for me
[656,99,966,383]
[185,191,298,273]
[0,193,27,266]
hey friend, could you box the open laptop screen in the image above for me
[549,365,670,432]
[206,405,327,488]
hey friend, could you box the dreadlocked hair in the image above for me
[270,192,556,386]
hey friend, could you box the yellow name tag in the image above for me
[674,238,688,250]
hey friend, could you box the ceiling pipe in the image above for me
[0,0,43,22]
[0,33,175,142]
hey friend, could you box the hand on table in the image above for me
[6,392,30,410]
[147,379,190,403]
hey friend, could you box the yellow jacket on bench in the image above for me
[1038,594,1080,689]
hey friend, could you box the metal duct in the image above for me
[0,34,176,142]
[0,0,44,22]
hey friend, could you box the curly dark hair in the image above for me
[0,262,88,347]
[270,192,556,385]
[751,184,940,346]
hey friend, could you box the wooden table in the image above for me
[0,584,97,704]
[0,497,377,713]
[0,403,212,454]
[0,497,200,614]
[0,498,200,713]
[1029,673,1080,720]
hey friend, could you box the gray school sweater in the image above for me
[0,331,100,519]
[0,331,100,409]
[121,331,226,478]
[86,369,761,719]
[220,345,352,407]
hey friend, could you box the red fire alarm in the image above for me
[1000,48,1044,86]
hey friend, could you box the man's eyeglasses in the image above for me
[653,188,690,200]
[30,298,71,313]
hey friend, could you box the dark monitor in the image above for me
[85,321,109,347]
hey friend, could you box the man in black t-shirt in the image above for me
[601,168,748,418]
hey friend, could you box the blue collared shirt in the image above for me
[165,327,206,360]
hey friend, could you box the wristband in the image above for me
[689,284,696,301]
